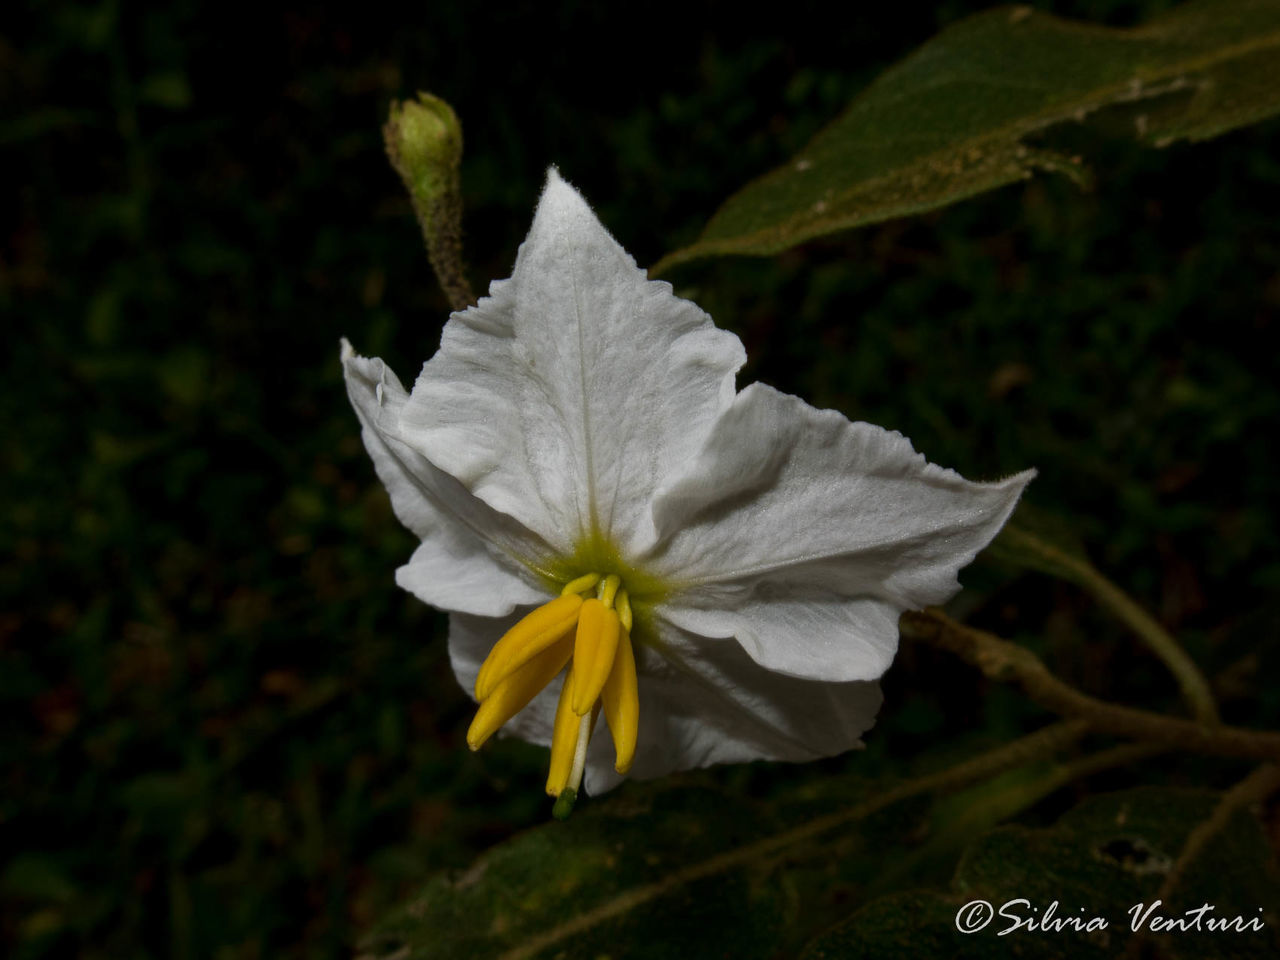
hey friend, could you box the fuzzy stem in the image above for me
[420,191,475,311]
[1001,525,1219,725]
[900,609,1280,759]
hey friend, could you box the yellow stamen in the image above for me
[601,626,639,773]
[474,594,583,701]
[561,572,601,597]
[467,635,573,750]
[545,667,582,796]
[467,567,646,808]
[597,573,621,608]
[570,598,620,715]
[615,589,633,632]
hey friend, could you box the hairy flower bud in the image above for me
[385,92,462,201]
[383,92,473,310]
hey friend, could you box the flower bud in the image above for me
[383,92,474,310]
[384,92,462,204]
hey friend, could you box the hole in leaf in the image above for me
[1094,837,1171,875]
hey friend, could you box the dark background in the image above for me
[5,0,1279,957]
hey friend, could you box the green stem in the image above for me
[1051,739,1171,783]
[1002,526,1220,725]
[420,190,475,312]
[901,609,1280,759]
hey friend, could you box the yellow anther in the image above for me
[560,572,600,597]
[467,566,645,805]
[474,594,583,701]
[615,589,633,633]
[597,573,621,609]
[601,626,639,773]
[571,598,620,715]
[467,635,573,750]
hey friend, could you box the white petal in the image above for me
[342,342,550,617]
[397,170,745,556]
[658,595,903,682]
[646,383,1033,680]
[584,615,883,794]
[445,611,881,796]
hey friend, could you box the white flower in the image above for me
[342,169,1033,804]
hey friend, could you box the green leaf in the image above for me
[357,784,792,960]
[360,725,1112,960]
[359,768,1002,960]
[653,0,1280,272]
[801,786,1280,959]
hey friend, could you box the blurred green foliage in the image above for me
[3,1,1279,958]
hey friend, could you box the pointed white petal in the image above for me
[397,170,745,555]
[646,383,1033,680]
[342,343,550,617]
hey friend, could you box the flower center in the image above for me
[466,572,639,815]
